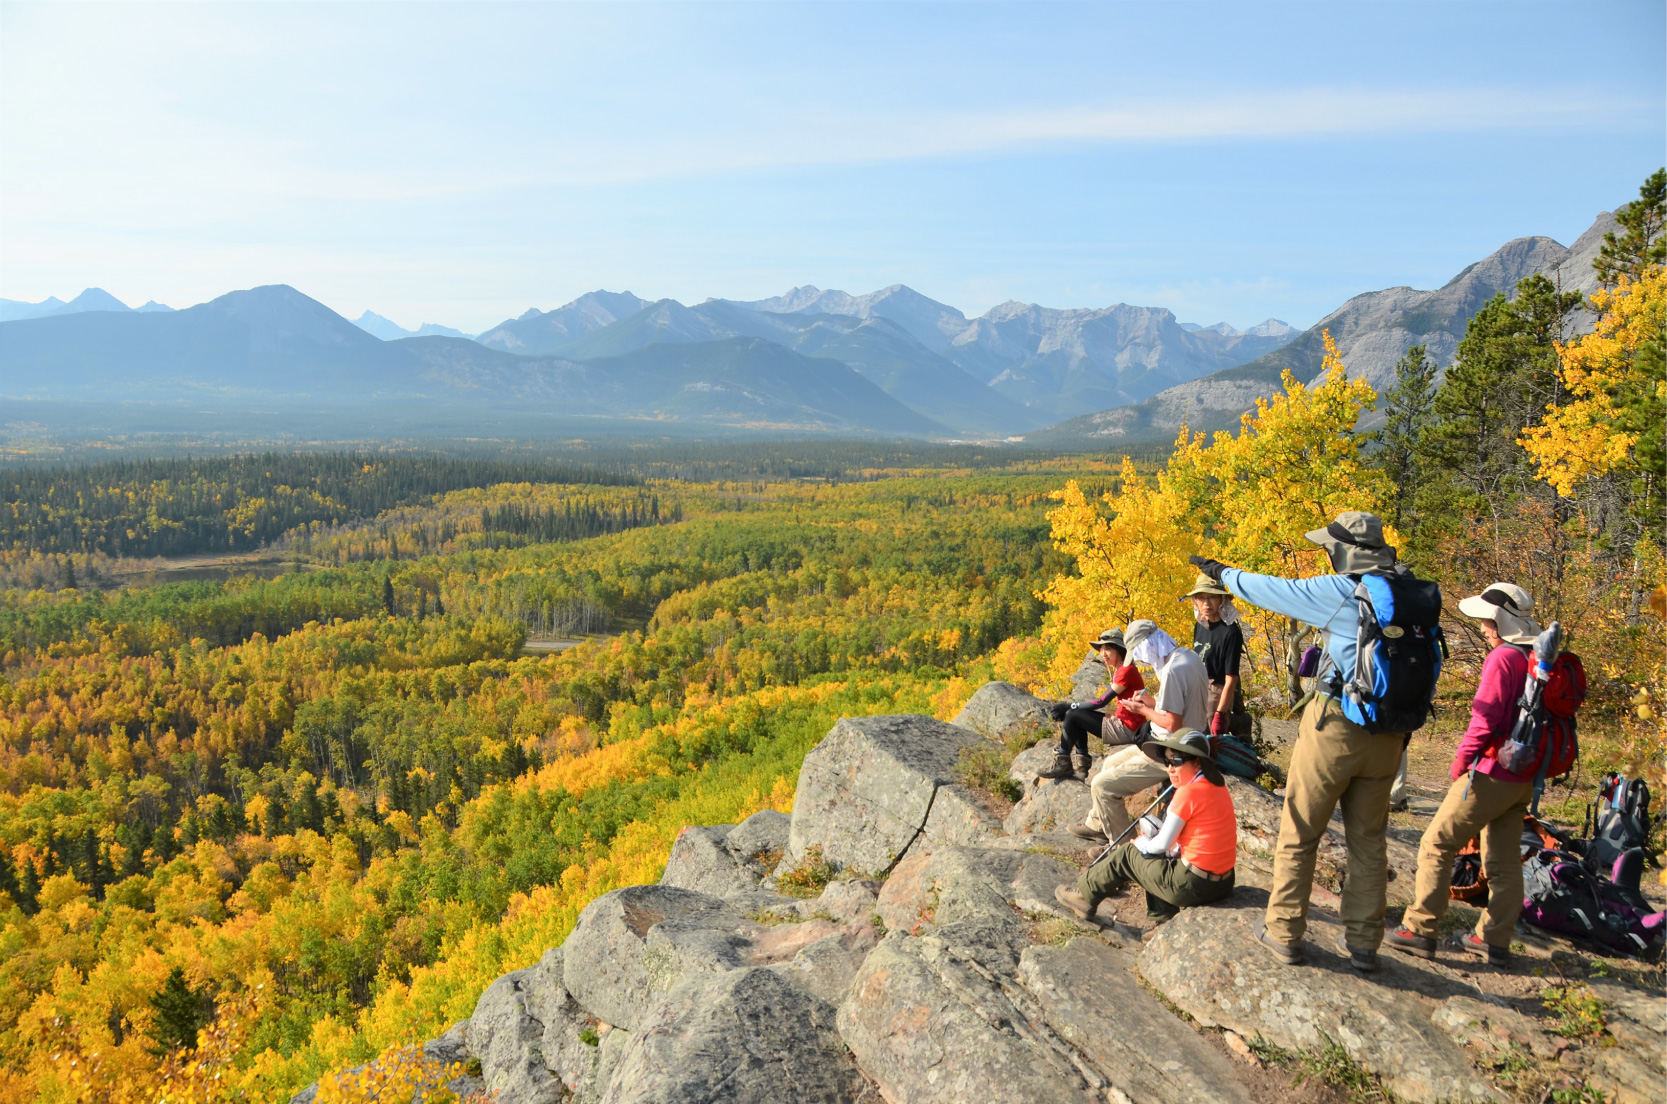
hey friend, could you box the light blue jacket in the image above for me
[1219,568,1361,687]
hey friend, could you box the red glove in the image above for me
[1450,756,1471,781]
[1209,711,1229,737]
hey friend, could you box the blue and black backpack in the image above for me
[1328,567,1446,734]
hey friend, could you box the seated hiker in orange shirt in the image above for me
[1054,729,1237,925]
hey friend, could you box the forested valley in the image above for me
[0,172,1661,1104]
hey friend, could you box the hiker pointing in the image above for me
[1055,729,1237,925]
[1388,583,1542,967]
[1191,510,1444,973]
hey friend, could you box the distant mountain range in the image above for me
[352,311,473,341]
[0,288,174,322]
[1022,210,1616,449]
[1,281,1300,436]
[0,210,1616,441]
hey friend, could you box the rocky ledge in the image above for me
[294,681,1664,1104]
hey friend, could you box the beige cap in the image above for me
[1088,628,1126,649]
[1457,582,1540,646]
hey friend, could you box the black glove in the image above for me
[1048,701,1070,721]
[1189,554,1229,584]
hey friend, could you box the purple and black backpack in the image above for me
[1520,848,1665,957]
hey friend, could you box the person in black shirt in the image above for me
[1185,573,1250,738]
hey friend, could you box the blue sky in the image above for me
[2,1,1662,333]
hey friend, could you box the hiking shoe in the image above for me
[1253,920,1304,965]
[1054,885,1097,921]
[1461,934,1511,966]
[1072,753,1093,780]
[1069,824,1109,843]
[1037,753,1074,781]
[1336,931,1379,973]
[1384,926,1436,960]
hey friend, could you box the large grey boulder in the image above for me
[520,948,602,1099]
[875,845,1076,939]
[468,968,566,1104]
[950,681,1051,745]
[837,930,1106,1104]
[1069,654,1107,701]
[725,809,790,865]
[1138,897,1499,1103]
[599,967,876,1104]
[787,714,1001,875]
[1019,937,1253,1104]
[563,885,756,1032]
[660,810,792,899]
[1006,779,1092,836]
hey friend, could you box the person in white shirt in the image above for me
[1069,618,1211,845]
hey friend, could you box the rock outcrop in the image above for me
[291,682,1666,1104]
[785,714,1000,874]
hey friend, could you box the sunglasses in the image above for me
[1163,753,1190,767]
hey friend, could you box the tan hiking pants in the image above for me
[1264,695,1404,951]
[1083,743,1169,840]
[1402,773,1532,948]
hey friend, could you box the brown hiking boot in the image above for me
[1037,753,1074,781]
[1072,753,1093,780]
[1384,926,1436,960]
[1054,884,1097,921]
[1069,824,1109,843]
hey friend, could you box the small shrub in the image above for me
[577,1027,599,1048]
[1246,1034,1295,1067]
[778,845,837,898]
[955,742,1021,802]
[1292,1034,1388,1103]
[1543,984,1606,1039]
[748,908,801,926]
[1550,1085,1610,1104]
[871,912,888,936]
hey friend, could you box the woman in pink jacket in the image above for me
[1386,582,1539,967]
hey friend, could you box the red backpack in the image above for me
[1497,649,1585,790]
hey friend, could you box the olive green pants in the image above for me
[1082,843,1235,922]
[1402,773,1532,948]
[1264,695,1405,951]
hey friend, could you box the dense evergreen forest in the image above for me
[0,453,635,558]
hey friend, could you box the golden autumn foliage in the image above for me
[1520,267,1665,499]
[1007,331,1391,694]
[0,466,1073,1102]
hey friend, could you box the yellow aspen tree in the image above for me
[1030,331,1392,696]
[1520,267,1665,516]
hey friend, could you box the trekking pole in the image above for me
[1087,785,1175,870]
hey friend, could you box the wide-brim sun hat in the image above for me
[1141,728,1214,765]
[1304,510,1398,574]
[1457,582,1541,646]
[1182,572,1232,599]
[1088,628,1126,649]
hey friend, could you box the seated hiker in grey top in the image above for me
[1068,619,1211,845]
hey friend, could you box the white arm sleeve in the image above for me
[1133,810,1186,856]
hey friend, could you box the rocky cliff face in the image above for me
[295,681,1662,1104]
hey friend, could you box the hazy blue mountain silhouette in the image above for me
[1,285,945,435]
